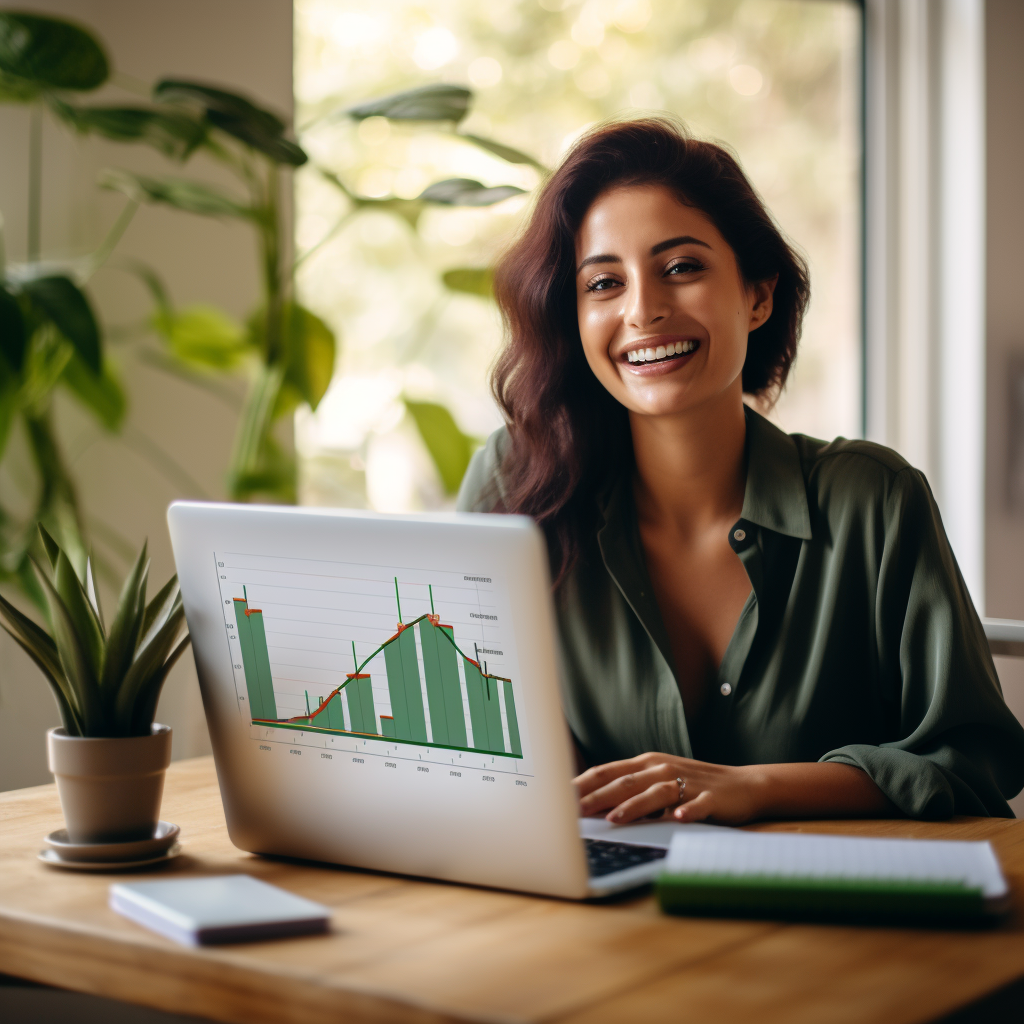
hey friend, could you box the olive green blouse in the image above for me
[457,407,1024,819]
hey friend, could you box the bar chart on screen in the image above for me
[215,551,531,775]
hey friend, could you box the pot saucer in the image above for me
[44,821,180,863]
[38,842,182,872]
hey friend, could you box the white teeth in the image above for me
[627,342,700,364]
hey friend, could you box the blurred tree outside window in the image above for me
[294,0,862,511]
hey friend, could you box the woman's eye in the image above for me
[666,260,703,276]
[586,276,620,292]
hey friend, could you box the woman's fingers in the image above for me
[673,789,714,822]
[605,778,681,823]
[574,758,645,798]
[574,752,685,797]
[578,763,677,815]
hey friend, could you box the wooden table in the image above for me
[1,756,1023,1024]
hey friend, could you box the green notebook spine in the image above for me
[656,873,989,924]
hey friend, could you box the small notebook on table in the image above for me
[657,831,1010,925]
[110,875,331,946]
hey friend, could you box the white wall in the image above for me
[0,0,294,790]
[985,0,1024,817]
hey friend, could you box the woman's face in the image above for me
[574,184,774,420]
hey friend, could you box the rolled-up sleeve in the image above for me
[821,467,1024,818]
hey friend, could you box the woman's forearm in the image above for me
[744,761,897,820]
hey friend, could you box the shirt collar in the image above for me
[596,405,812,542]
[740,405,812,540]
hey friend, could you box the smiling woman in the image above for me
[458,118,1024,827]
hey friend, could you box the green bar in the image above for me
[384,639,411,738]
[419,621,452,746]
[464,658,486,750]
[326,693,344,730]
[438,627,467,747]
[357,676,377,735]
[400,629,427,742]
[381,715,396,738]
[482,672,504,753]
[503,680,522,756]
[234,599,265,719]
[346,676,376,735]
[464,659,503,752]
[346,678,364,733]
[247,610,278,720]
[384,629,426,742]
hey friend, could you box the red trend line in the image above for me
[254,605,512,728]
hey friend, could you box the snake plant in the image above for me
[0,526,190,737]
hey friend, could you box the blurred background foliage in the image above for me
[293,0,861,511]
[0,1,861,607]
[0,6,554,607]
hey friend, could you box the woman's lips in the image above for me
[620,337,702,374]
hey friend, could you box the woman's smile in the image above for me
[621,335,702,374]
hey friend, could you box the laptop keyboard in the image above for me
[584,838,668,878]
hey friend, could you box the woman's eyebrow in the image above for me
[576,235,712,274]
[650,235,712,255]
[576,253,619,274]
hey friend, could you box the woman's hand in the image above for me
[574,754,895,825]
[574,752,766,825]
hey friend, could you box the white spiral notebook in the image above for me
[657,831,1010,923]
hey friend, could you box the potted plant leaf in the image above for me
[0,526,190,846]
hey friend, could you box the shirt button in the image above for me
[720,682,732,696]
[733,528,746,542]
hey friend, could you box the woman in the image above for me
[457,117,1024,825]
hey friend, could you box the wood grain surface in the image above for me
[0,756,1022,1024]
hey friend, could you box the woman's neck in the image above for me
[629,384,748,538]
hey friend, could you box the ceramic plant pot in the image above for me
[47,725,172,843]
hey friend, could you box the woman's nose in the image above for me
[623,279,671,329]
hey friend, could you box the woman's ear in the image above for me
[749,275,778,331]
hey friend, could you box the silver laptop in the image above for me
[168,501,690,898]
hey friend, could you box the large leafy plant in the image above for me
[0,10,335,516]
[0,526,189,737]
[91,78,335,503]
[0,12,128,602]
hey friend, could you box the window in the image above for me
[294,0,863,510]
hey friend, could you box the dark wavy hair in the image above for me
[490,117,810,584]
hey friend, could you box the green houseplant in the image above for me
[0,526,190,842]
[0,11,130,605]
[0,9,336,510]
